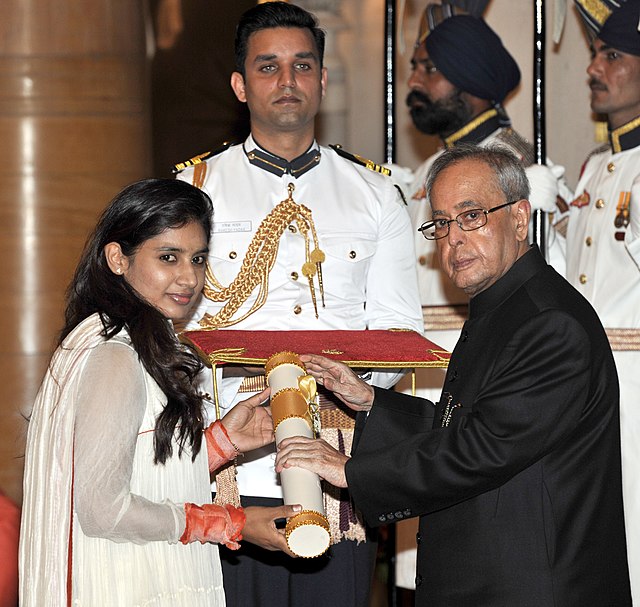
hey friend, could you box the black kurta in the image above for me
[347,247,631,606]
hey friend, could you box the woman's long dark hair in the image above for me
[62,179,213,464]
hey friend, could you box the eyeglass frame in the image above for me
[417,200,519,240]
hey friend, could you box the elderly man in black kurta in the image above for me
[276,145,631,606]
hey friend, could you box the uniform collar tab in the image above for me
[609,116,640,154]
[443,107,509,148]
[244,138,321,177]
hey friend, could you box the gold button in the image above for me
[607,162,615,173]
[288,225,297,233]
[418,255,427,266]
[595,199,605,209]
[585,237,592,246]
[579,274,587,284]
[349,250,357,259]
[229,251,237,259]
[290,271,299,281]
[293,305,302,314]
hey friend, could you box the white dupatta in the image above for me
[20,314,108,607]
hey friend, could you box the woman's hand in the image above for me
[221,388,273,453]
[242,504,302,555]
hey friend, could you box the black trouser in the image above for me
[219,495,378,607]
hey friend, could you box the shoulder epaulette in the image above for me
[329,144,391,177]
[494,128,535,166]
[587,143,610,161]
[172,142,234,174]
[579,144,610,179]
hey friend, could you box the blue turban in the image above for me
[425,15,520,103]
[600,0,640,57]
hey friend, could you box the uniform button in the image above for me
[461,330,469,342]
[229,251,237,259]
[288,224,297,233]
[585,237,592,246]
[403,509,411,517]
[386,512,395,520]
[607,162,615,173]
[416,532,422,544]
[448,370,458,382]
[378,514,386,523]
[394,511,403,520]
[418,255,427,266]
[415,574,423,587]
[579,274,587,285]
[294,305,302,314]
[291,271,299,281]
[349,250,357,259]
[595,199,605,209]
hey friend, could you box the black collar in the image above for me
[469,246,546,319]
[443,108,510,148]
[243,141,321,177]
[609,116,640,154]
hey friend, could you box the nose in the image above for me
[177,261,199,288]
[587,55,601,78]
[279,66,296,89]
[446,219,466,246]
[407,67,422,91]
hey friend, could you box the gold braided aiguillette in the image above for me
[200,183,325,328]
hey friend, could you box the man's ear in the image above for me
[104,242,129,276]
[514,199,531,242]
[230,71,247,103]
[320,67,328,98]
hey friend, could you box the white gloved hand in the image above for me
[526,163,565,213]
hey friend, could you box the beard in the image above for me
[406,89,472,137]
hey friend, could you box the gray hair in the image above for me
[425,144,530,205]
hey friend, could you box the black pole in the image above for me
[384,0,396,164]
[532,0,547,258]
[384,6,398,605]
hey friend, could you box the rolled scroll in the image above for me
[265,351,331,558]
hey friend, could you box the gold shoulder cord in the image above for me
[200,183,325,328]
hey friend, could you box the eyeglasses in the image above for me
[418,200,517,240]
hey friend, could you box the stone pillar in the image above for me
[0,1,150,504]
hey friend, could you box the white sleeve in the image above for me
[365,182,424,388]
[74,342,185,544]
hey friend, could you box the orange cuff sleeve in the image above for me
[203,421,237,473]
[180,502,246,550]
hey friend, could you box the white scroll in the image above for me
[265,351,331,558]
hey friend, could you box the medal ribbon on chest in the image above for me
[615,191,631,229]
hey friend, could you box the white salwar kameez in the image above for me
[20,313,225,607]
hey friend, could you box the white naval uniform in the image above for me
[565,123,640,603]
[179,135,423,499]
[393,113,569,589]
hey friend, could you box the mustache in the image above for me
[406,90,431,107]
[589,78,607,90]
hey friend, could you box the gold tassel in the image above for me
[209,362,241,507]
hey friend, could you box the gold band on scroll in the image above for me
[271,388,313,431]
[285,510,331,558]
[265,351,305,378]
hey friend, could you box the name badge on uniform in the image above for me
[212,221,252,234]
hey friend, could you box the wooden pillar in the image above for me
[0,1,151,504]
